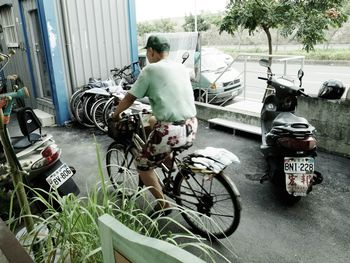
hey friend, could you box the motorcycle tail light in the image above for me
[32,144,61,170]
[277,136,316,151]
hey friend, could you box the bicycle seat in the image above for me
[172,142,193,152]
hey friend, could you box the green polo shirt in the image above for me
[129,59,196,122]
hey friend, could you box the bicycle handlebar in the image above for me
[110,61,139,74]
[0,50,16,71]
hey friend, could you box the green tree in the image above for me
[137,21,156,36]
[200,12,224,27]
[137,19,176,36]
[220,0,348,55]
[183,14,210,32]
[154,19,176,32]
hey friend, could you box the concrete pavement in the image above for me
[7,116,350,263]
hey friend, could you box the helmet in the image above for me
[318,79,345,99]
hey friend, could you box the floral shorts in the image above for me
[135,117,198,171]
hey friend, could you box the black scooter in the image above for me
[258,59,322,203]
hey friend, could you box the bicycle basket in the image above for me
[107,116,137,144]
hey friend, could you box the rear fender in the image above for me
[16,134,54,158]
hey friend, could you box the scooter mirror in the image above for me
[297,69,304,79]
[259,59,269,68]
[182,52,190,64]
[297,69,304,87]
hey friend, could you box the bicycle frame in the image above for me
[107,109,241,238]
[127,112,213,204]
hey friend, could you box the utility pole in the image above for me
[194,0,198,32]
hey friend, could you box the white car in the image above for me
[193,48,242,104]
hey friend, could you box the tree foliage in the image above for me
[137,19,176,36]
[137,21,156,36]
[220,0,349,54]
[182,14,210,32]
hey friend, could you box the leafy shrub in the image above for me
[8,140,236,263]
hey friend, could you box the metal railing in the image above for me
[197,53,305,105]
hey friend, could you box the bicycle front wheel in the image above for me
[106,142,142,194]
[174,170,241,239]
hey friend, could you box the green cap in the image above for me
[144,35,170,52]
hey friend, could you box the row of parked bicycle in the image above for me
[69,62,140,131]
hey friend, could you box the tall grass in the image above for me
[7,139,237,263]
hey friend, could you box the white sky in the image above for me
[135,0,229,22]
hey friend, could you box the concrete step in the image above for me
[33,109,55,127]
[208,117,261,136]
[225,100,263,115]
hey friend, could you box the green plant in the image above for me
[220,0,348,54]
[8,139,237,263]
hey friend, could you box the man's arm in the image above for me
[112,92,137,120]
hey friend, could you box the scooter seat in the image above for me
[13,133,42,149]
[272,112,309,127]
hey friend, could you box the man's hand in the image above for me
[110,112,121,121]
[109,92,136,122]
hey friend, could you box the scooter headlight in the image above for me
[266,103,277,111]
[210,82,223,89]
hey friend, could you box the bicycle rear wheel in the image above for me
[74,96,95,127]
[91,98,109,132]
[83,94,99,124]
[103,97,117,125]
[70,88,86,117]
[174,170,241,239]
[106,142,142,194]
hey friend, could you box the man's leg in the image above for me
[139,169,170,209]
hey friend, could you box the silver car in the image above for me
[193,48,242,105]
[138,48,242,105]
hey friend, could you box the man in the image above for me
[112,35,197,216]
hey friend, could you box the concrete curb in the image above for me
[235,58,350,66]
[195,99,350,158]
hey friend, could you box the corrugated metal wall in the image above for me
[60,0,132,88]
[0,0,36,107]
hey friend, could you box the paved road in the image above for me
[33,121,350,263]
[232,61,350,101]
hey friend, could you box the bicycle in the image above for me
[70,62,139,128]
[110,61,140,89]
[105,110,242,239]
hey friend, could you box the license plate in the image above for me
[286,173,314,196]
[46,163,74,188]
[284,157,314,174]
